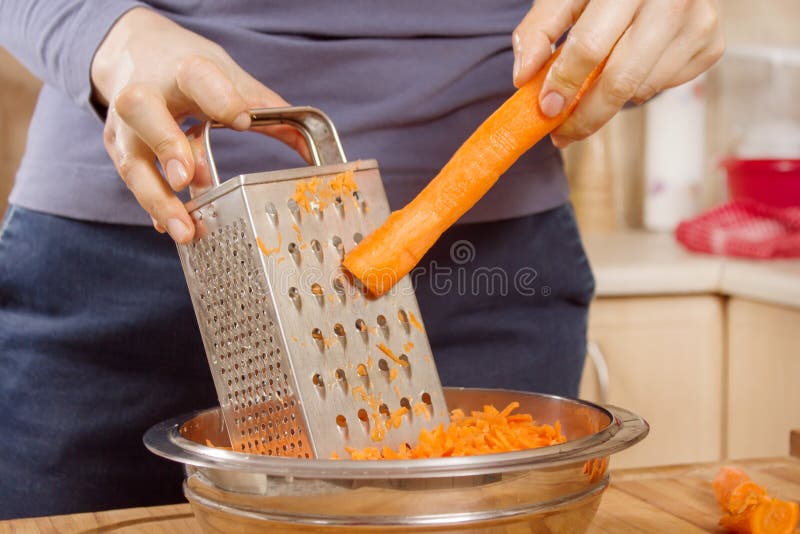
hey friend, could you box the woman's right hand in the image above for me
[91,7,309,243]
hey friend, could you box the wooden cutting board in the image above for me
[2,458,798,533]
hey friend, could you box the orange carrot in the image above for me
[344,402,565,460]
[714,467,768,515]
[343,47,605,296]
[719,498,799,534]
[713,466,799,534]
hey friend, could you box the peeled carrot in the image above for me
[343,47,605,296]
[713,466,799,534]
[715,467,769,515]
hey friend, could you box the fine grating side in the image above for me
[178,159,449,459]
[183,217,311,457]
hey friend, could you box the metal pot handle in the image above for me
[202,106,348,188]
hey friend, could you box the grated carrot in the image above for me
[344,402,565,460]
[377,343,409,367]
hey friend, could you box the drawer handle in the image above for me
[587,341,610,405]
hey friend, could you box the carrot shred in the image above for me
[377,342,409,367]
[343,46,606,296]
[345,402,565,460]
[256,234,281,256]
[713,466,799,533]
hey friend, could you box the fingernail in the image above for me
[512,32,523,85]
[166,218,191,242]
[166,159,188,189]
[551,134,570,148]
[232,112,251,130]
[151,216,165,233]
[540,91,565,118]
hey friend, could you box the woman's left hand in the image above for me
[513,0,724,148]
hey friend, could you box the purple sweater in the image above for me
[0,1,567,225]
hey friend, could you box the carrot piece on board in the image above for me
[343,47,606,296]
[719,498,799,534]
[714,466,799,534]
[714,466,768,514]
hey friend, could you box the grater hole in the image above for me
[355,318,367,333]
[331,235,345,256]
[400,397,412,411]
[311,283,324,297]
[310,239,323,262]
[356,363,368,377]
[397,309,410,331]
[335,368,346,381]
[399,354,410,367]
[378,359,389,372]
[336,415,347,428]
[312,373,324,387]
[353,190,366,209]
[333,323,345,337]
[265,201,278,223]
[353,232,363,244]
[312,327,324,341]
[377,314,387,327]
[379,404,390,418]
[421,392,432,405]
[287,198,301,220]
[357,408,369,422]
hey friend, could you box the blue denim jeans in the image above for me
[0,204,593,519]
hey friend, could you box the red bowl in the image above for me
[722,158,800,207]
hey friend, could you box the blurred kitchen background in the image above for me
[1,1,798,469]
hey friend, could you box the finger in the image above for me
[114,83,194,191]
[512,0,588,88]
[233,72,314,163]
[663,34,725,90]
[105,115,195,243]
[539,0,642,118]
[186,124,213,198]
[551,0,687,146]
[176,55,252,130]
[635,14,724,102]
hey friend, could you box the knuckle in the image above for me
[696,8,720,37]
[177,54,210,79]
[113,83,152,115]
[102,124,117,151]
[606,71,643,105]
[634,82,659,103]
[706,36,726,65]
[152,136,180,159]
[549,62,582,92]
[668,0,693,16]
[567,33,606,67]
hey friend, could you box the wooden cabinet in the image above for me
[727,298,800,458]
[580,295,725,468]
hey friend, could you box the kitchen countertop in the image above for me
[583,231,800,309]
[3,457,798,533]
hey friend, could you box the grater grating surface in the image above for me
[177,107,448,459]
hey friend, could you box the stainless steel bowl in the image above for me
[145,388,648,533]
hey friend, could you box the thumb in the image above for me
[512,0,584,88]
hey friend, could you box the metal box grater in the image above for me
[177,107,448,459]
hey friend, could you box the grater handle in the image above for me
[202,106,348,188]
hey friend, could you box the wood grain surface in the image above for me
[2,458,798,533]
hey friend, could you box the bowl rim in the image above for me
[144,387,649,479]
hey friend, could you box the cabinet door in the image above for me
[580,296,724,468]
[727,298,800,458]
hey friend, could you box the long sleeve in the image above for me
[0,1,143,111]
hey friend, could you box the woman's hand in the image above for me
[512,0,724,148]
[92,7,309,243]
